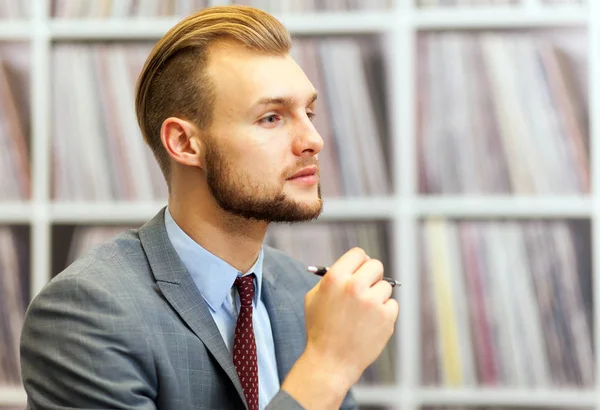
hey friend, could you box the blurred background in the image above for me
[0,0,595,409]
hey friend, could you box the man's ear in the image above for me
[160,117,205,169]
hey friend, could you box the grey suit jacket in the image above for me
[20,209,358,410]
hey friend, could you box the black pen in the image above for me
[307,266,401,287]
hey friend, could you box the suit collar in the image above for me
[138,208,247,407]
[261,249,307,383]
[163,206,265,311]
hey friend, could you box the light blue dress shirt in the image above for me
[164,208,280,409]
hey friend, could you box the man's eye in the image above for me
[260,115,280,124]
[307,112,316,122]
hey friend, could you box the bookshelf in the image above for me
[0,0,596,409]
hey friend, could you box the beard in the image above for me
[204,139,323,223]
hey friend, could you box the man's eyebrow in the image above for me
[255,92,318,108]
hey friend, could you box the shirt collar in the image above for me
[164,207,264,311]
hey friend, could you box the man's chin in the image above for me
[217,196,323,223]
[286,188,323,209]
[292,199,323,220]
[266,198,323,223]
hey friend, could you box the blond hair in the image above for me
[135,5,291,182]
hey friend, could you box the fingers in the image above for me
[348,259,384,292]
[364,279,393,304]
[383,298,400,322]
[327,247,369,280]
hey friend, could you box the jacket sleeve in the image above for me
[20,272,157,410]
[265,388,358,409]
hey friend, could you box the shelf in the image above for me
[48,11,394,40]
[352,386,403,405]
[0,202,33,223]
[21,196,597,223]
[418,387,597,407]
[413,7,588,29]
[321,197,397,220]
[277,11,395,34]
[49,18,181,40]
[0,5,592,41]
[0,386,26,405]
[351,386,597,407]
[48,198,397,223]
[416,196,592,218]
[47,8,590,40]
[4,2,600,408]
[50,201,168,223]
[0,21,32,40]
[2,385,595,407]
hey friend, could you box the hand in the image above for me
[302,247,399,388]
[279,248,399,409]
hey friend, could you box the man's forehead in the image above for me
[206,43,314,105]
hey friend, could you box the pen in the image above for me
[307,266,401,287]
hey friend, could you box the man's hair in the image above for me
[135,5,292,182]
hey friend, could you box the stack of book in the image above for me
[266,220,389,269]
[417,32,588,194]
[0,52,29,201]
[52,43,167,201]
[420,219,593,387]
[0,0,29,18]
[0,227,28,386]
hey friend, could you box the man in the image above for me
[20,5,399,409]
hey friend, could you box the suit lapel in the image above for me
[138,209,247,407]
[261,254,307,383]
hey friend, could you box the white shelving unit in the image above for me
[0,0,596,408]
[0,386,26,406]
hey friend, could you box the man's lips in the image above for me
[287,166,318,180]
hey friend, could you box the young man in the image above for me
[20,5,399,410]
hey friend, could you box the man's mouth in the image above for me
[287,166,319,185]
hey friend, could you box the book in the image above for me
[0,45,30,201]
[0,226,29,386]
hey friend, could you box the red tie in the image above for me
[233,274,259,410]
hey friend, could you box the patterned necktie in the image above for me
[233,274,259,410]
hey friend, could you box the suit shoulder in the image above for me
[43,228,152,298]
[263,245,320,288]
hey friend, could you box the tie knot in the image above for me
[234,274,255,306]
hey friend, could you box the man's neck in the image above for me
[167,198,268,273]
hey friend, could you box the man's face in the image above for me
[202,41,324,223]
